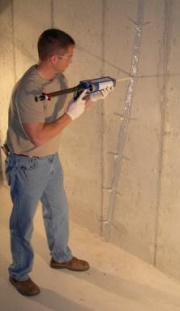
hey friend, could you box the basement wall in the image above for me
[1,0,180,281]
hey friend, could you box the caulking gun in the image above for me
[34,76,130,102]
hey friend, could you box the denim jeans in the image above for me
[5,153,72,281]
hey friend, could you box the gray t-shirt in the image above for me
[6,65,71,157]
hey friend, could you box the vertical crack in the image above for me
[104,0,145,239]
[153,0,173,267]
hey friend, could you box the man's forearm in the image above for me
[22,113,72,147]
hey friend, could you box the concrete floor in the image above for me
[1,186,180,311]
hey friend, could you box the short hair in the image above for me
[37,28,75,60]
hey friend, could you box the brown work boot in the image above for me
[50,256,90,271]
[9,277,40,296]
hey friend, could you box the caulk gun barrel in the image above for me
[79,76,116,92]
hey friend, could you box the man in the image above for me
[4,28,113,296]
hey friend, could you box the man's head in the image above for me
[37,28,75,73]
[38,28,75,60]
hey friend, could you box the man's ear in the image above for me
[49,55,57,65]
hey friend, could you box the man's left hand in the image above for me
[89,86,114,102]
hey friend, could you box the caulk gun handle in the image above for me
[73,86,90,100]
[73,89,83,100]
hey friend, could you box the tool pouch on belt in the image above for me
[1,144,10,157]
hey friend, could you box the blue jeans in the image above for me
[5,153,72,281]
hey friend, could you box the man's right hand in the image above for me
[66,90,87,120]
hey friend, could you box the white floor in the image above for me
[1,185,180,311]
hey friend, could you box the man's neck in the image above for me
[36,62,57,81]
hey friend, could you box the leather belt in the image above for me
[1,144,40,159]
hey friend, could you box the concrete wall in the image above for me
[1,0,180,281]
